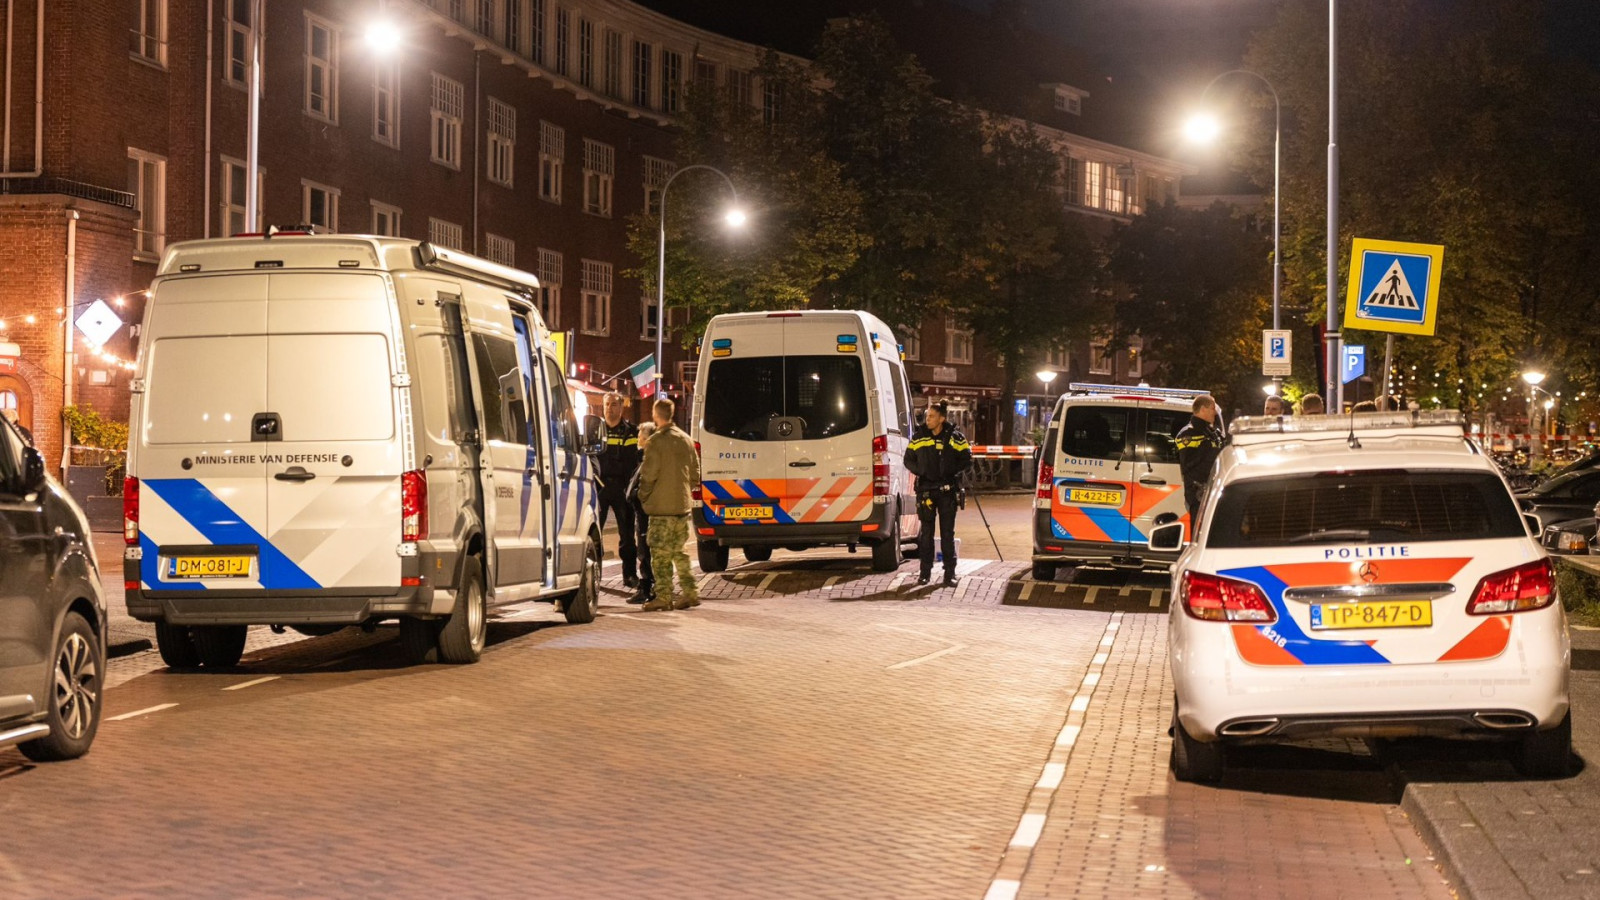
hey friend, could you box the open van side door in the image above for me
[512,311,559,589]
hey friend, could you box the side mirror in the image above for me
[21,446,45,494]
[579,414,608,456]
[1149,520,1185,551]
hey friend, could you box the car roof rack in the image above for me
[415,241,540,295]
[1066,382,1206,401]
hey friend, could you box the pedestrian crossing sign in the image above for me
[1343,238,1445,336]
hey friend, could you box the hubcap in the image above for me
[55,633,98,740]
[468,581,486,652]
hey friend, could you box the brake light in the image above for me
[872,434,890,500]
[766,312,803,317]
[1467,559,1555,615]
[692,441,703,504]
[401,470,428,542]
[1180,571,1276,623]
[123,477,140,545]
[1036,462,1055,501]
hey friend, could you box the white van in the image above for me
[125,235,606,667]
[1031,382,1206,580]
[691,310,920,572]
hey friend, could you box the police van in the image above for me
[125,234,606,668]
[691,310,920,572]
[1031,382,1206,581]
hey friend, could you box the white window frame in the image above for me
[429,217,465,250]
[373,57,400,148]
[578,18,594,87]
[304,14,339,124]
[485,233,516,266]
[603,28,623,99]
[643,156,674,216]
[728,69,753,106]
[1089,337,1113,376]
[900,327,922,362]
[539,121,565,203]
[431,73,465,169]
[582,139,614,218]
[225,0,252,86]
[640,297,660,342]
[632,39,653,108]
[371,201,402,237]
[132,0,169,66]
[504,0,522,53]
[661,50,683,114]
[302,180,340,232]
[530,0,546,64]
[580,259,612,336]
[219,156,264,236]
[945,325,974,366]
[128,148,167,260]
[1084,161,1105,210]
[486,97,516,187]
[1047,345,1071,370]
[554,6,570,77]
[1127,335,1143,379]
[693,58,718,94]
[536,248,563,328]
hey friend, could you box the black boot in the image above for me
[916,572,931,586]
[623,573,640,590]
[943,572,959,587]
[628,587,654,605]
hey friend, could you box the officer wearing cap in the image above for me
[905,401,972,587]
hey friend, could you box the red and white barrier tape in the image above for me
[972,445,1037,459]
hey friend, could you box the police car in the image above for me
[1161,410,1572,783]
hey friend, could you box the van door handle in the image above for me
[1138,474,1167,486]
[274,467,316,483]
[789,460,817,468]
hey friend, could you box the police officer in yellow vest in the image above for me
[906,401,972,587]
[597,392,643,589]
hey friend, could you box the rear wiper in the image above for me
[1112,447,1127,471]
[1287,528,1372,543]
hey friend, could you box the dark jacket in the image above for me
[906,424,973,490]
[597,418,640,493]
[1175,414,1225,507]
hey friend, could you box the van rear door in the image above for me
[777,318,873,523]
[698,316,792,526]
[1131,404,1193,542]
[1050,403,1137,547]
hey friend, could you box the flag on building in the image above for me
[628,354,657,397]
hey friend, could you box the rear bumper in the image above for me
[1032,509,1178,568]
[695,500,893,547]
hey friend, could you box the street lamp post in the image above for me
[1523,370,1547,459]
[1327,0,1342,410]
[1185,70,1282,390]
[656,165,745,399]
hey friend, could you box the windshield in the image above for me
[702,355,868,442]
[1207,469,1525,547]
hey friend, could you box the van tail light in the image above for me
[872,434,890,501]
[401,470,428,542]
[1180,571,1276,623]
[1467,559,1555,615]
[692,441,703,504]
[1036,462,1055,507]
[123,477,140,545]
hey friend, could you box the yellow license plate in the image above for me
[1064,488,1123,506]
[1310,600,1432,630]
[167,556,253,579]
[722,505,774,520]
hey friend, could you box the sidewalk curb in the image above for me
[108,638,153,659]
[1398,777,1531,900]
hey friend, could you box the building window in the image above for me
[945,325,973,365]
[577,18,593,87]
[900,327,921,362]
[1127,336,1143,378]
[582,139,614,217]
[1047,345,1071,370]
[486,233,515,266]
[304,15,338,123]
[371,201,402,237]
[632,40,653,108]
[640,298,661,342]
[128,149,166,259]
[1083,161,1104,210]
[302,180,340,232]
[539,121,565,203]
[1089,337,1113,376]
[727,69,753,107]
[536,249,562,327]
[504,0,522,53]
[603,29,623,99]
[225,0,251,84]
[1063,157,1083,206]
[477,0,493,35]
[530,0,545,64]
[429,218,464,250]
[373,58,400,148]
[580,260,612,336]
[554,7,569,76]
[132,0,168,65]
[431,72,464,169]
[220,157,263,236]
[643,156,674,216]
[762,78,782,125]
[1054,93,1082,115]
[693,59,717,94]
[487,97,516,187]
[448,0,465,22]
[661,51,683,114]
[1105,165,1128,214]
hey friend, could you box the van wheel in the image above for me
[1516,713,1573,778]
[564,541,601,625]
[871,523,900,572]
[398,617,439,664]
[1170,700,1225,784]
[698,541,728,573]
[193,625,248,668]
[154,622,201,669]
[1032,562,1056,583]
[19,612,103,762]
[743,546,772,563]
[437,563,488,664]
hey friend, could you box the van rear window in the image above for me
[1207,470,1525,547]
[268,334,395,442]
[1059,406,1128,461]
[702,356,868,442]
[146,336,268,445]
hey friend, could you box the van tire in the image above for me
[1032,562,1056,582]
[192,625,248,668]
[1516,713,1573,778]
[1170,700,1225,784]
[743,546,772,563]
[154,622,201,669]
[871,523,900,572]
[564,541,601,625]
[437,563,487,664]
[398,617,439,664]
[19,612,103,762]
[698,541,728,573]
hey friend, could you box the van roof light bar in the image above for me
[1066,382,1206,400]
[1231,409,1465,436]
[416,242,540,295]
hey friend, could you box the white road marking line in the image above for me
[954,577,970,600]
[1019,582,1035,601]
[1106,620,1121,632]
[876,623,967,670]
[888,572,909,591]
[984,880,1021,900]
[1150,589,1164,608]
[1100,634,1116,646]
[222,676,280,692]
[1055,724,1081,747]
[1010,813,1047,848]
[1092,652,1109,666]
[757,573,778,591]
[1069,694,1091,712]
[1083,586,1099,605]
[822,576,841,591]
[886,644,966,670]
[1036,762,1066,789]
[1082,672,1101,687]
[108,703,178,721]
[1118,585,1132,596]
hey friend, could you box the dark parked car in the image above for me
[1517,468,1600,533]
[0,416,106,761]
[1541,499,1600,556]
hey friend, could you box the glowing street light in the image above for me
[1521,370,1546,386]
[657,165,745,396]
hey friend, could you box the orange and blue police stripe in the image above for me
[701,479,799,525]
[1218,559,1513,666]
[1048,477,1186,544]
